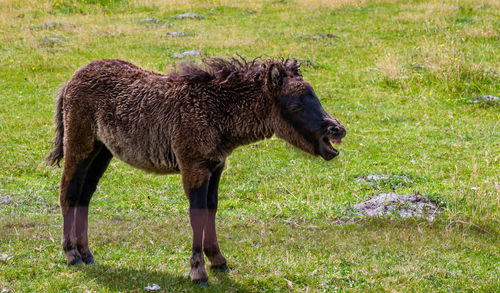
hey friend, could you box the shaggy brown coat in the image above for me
[47,57,346,284]
[49,58,314,172]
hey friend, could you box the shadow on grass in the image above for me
[78,263,249,292]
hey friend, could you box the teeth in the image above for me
[322,137,340,152]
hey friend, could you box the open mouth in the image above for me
[318,136,342,160]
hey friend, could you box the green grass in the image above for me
[0,0,499,291]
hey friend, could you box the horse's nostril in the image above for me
[328,125,345,135]
[328,125,346,138]
[338,128,346,138]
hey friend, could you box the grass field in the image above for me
[0,0,499,291]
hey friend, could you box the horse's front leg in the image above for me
[203,164,228,272]
[182,166,211,284]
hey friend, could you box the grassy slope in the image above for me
[0,0,499,291]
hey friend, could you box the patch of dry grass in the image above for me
[394,10,434,22]
[376,53,406,81]
[465,24,499,39]
[294,0,368,8]
[136,0,374,10]
[135,0,265,10]
[415,1,459,13]
[374,36,498,92]
[414,39,497,87]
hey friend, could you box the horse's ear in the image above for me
[265,63,285,97]
[286,59,301,76]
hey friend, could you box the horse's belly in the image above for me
[97,129,179,174]
[113,149,179,174]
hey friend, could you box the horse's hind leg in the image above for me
[60,128,101,265]
[75,145,113,264]
[203,163,228,272]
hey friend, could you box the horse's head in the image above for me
[265,60,346,160]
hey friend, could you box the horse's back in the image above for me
[62,59,181,174]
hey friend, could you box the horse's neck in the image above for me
[223,91,275,147]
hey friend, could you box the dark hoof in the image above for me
[193,280,209,287]
[83,255,95,264]
[70,258,84,265]
[210,263,229,273]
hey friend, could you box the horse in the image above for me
[47,57,346,284]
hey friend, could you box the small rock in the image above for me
[295,58,319,67]
[173,50,202,59]
[352,193,441,220]
[0,195,12,205]
[356,174,412,182]
[165,31,187,37]
[43,22,73,29]
[355,174,391,182]
[31,22,73,30]
[174,12,204,19]
[144,283,161,291]
[43,22,66,29]
[0,253,11,262]
[44,22,62,29]
[138,18,160,23]
[40,36,63,47]
[474,4,488,9]
[313,33,337,39]
[41,36,63,42]
[469,95,499,104]
[366,174,391,181]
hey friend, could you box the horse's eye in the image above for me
[287,103,303,112]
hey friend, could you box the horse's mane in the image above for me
[169,56,302,84]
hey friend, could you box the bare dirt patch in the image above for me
[470,95,500,104]
[137,18,161,23]
[335,193,442,224]
[165,31,188,37]
[174,13,204,19]
[351,193,441,221]
[173,50,202,58]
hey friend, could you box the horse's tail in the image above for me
[46,83,66,167]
